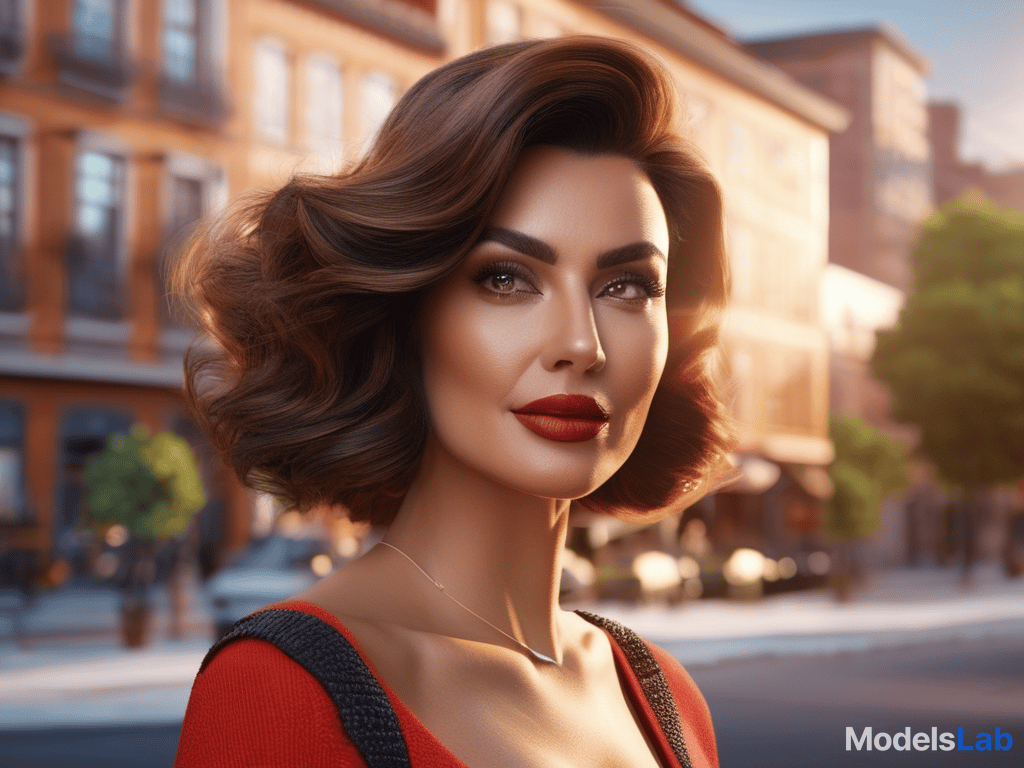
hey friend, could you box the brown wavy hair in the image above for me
[174,36,733,526]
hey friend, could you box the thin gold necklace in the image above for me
[379,541,558,665]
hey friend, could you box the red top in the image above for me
[175,600,718,768]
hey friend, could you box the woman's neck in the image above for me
[382,437,571,663]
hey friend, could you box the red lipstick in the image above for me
[512,395,610,443]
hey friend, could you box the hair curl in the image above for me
[175,36,734,526]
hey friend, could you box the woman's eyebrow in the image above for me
[478,227,556,263]
[478,227,666,267]
[596,242,666,269]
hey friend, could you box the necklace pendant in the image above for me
[528,648,558,665]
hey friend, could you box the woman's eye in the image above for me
[487,272,518,293]
[601,275,664,302]
[604,281,646,300]
[472,262,538,297]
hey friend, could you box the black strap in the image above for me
[576,610,693,768]
[202,608,411,768]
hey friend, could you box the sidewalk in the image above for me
[586,562,1024,664]
[1,563,1022,730]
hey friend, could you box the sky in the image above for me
[690,0,1024,171]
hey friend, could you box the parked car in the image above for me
[207,534,335,637]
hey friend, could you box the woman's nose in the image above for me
[543,291,606,373]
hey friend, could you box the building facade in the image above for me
[746,25,945,567]
[2,0,845,580]
[747,24,932,293]
[0,0,243,584]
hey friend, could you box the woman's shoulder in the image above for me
[175,603,367,767]
[576,610,718,768]
[643,639,719,768]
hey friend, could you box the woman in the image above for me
[175,36,732,768]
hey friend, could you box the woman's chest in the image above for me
[397,657,670,768]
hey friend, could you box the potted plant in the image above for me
[85,425,206,647]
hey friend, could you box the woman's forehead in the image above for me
[487,147,669,259]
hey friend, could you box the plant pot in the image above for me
[120,601,152,648]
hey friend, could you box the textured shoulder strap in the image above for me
[576,610,693,768]
[202,608,411,768]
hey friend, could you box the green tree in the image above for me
[825,415,909,540]
[825,414,909,597]
[86,425,207,643]
[871,193,1024,575]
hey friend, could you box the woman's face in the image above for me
[418,146,670,500]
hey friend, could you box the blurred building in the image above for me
[226,0,443,192]
[929,102,1024,212]
[0,0,243,582]
[1,0,848,579]
[747,24,933,294]
[746,24,937,566]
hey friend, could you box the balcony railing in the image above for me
[158,73,230,128]
[50,32,137,102]
[66,235,124,321]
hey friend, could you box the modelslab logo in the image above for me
[846,726,1014,753]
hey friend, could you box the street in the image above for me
[1,630,1021,768]
[693,631,1024,768]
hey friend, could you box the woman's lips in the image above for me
[512,395,610,443]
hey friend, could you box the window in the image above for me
[0,132,24,312]
[160,173,202,326]
[170,175,204,235]
[162,175,202,323]
[56,0,133,100]
[305,55,343,167]
[159,153,224,332]
[531,18,563,39]
[486,1,520,44]
[361,70,395,148]
[0,400,27,522]
[158,0,228,126]
[254,38,289,143]
[727,121,754,178]
[0,0,26,74]
[68,149,125,320]
[163,0,199,84]
[73,0,122,62]
[729,224,754,305]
